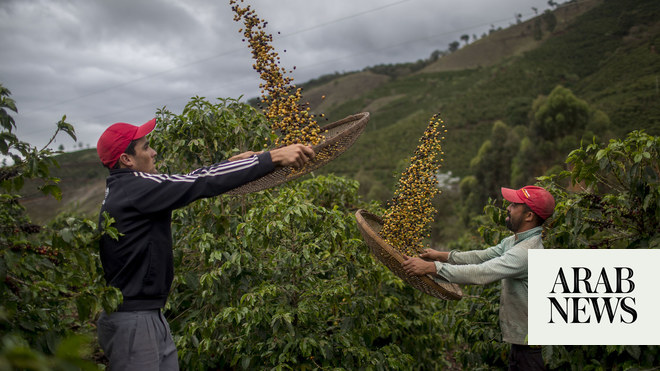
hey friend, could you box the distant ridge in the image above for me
[299,0,602,116]
[420,0,603,72]
[19,0,659,223]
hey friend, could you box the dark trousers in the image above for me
[508,344,546,371]
[97,310,179,371]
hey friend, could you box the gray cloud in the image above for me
[0,0,551,152]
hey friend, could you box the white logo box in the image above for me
[528,249,660,345]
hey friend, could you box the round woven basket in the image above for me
[227,112,369,195]
[355,209,462,300]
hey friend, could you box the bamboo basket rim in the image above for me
[355,209,463,300]
[227,112,369,195]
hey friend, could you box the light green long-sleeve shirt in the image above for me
[433,226,544,344]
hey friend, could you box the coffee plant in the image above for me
[151,98,462,369]
[474,130,660,370]
[2,82,658,369]
[0,84,121,370]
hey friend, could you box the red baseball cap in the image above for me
[501,185,555,220]
[97,118,156,168]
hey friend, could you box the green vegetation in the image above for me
[472,129,660,370]
[1,84,122,369]
[3,0,660,369]
[3,88,660,369]
[315,0,659,219]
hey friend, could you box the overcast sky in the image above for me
[1,0,552,153]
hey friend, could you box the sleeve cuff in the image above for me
[434,261,443,275]
[447,250,459,264]
[258,151,275,172]
[431,261,452,284]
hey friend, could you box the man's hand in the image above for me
[270,144,315,168]
[419,248,449,262]
[402,255,437,276]
[228,151,262,162]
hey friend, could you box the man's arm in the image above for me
[126,144,315,214]
[403,246,529,285]
[269,144,315,167]
[405,238,509,273]
[228,151,262,162]
[401,255,437,275]
[229,144,314,168]
[419,248,449,262]
[400,249,449,275]
[229,144,314,167]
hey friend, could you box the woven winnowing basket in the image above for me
[355,209,462,300]
[226,112,369,195]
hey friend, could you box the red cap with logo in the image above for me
[97,118,156,168]
[501,185,555,220]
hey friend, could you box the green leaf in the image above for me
[240,356,252,369]
[60,228,73,243]
[12,174,24,191]
[105,227,120,240]
[39,184,62,200]
[0,137,8,154]
[624,345,640,360]
[541,345,553,363]
[75,297,93,321]
[55,334,91,359]
[56,117,77,141]
[2,346,46,370]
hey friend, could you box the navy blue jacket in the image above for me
[98,153,274,311]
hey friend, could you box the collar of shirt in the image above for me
[513,226,543,244]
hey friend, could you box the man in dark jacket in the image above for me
[95,118,314,370]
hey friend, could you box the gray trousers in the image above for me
[97,310,179,371]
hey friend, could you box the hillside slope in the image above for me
[18,0,660,222]
[301,0,602,114]
[20,148,106,224]
[421,0,602,73]
[317,0,660,198]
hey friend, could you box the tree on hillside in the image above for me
[460,34,469,46]
[429,49,443,62]
[460,121,520,218]
[505,96,534,127]
[449,41,460,53]
[511,85,610,185]
[461,86,611,218]
[533,19,544,40]
[511,85,610,186]
[510,136,538,188]
[543,10,558,32]
[531,85,589,141]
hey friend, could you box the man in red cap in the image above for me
[402,185,555,371]
[95,118,314,370]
